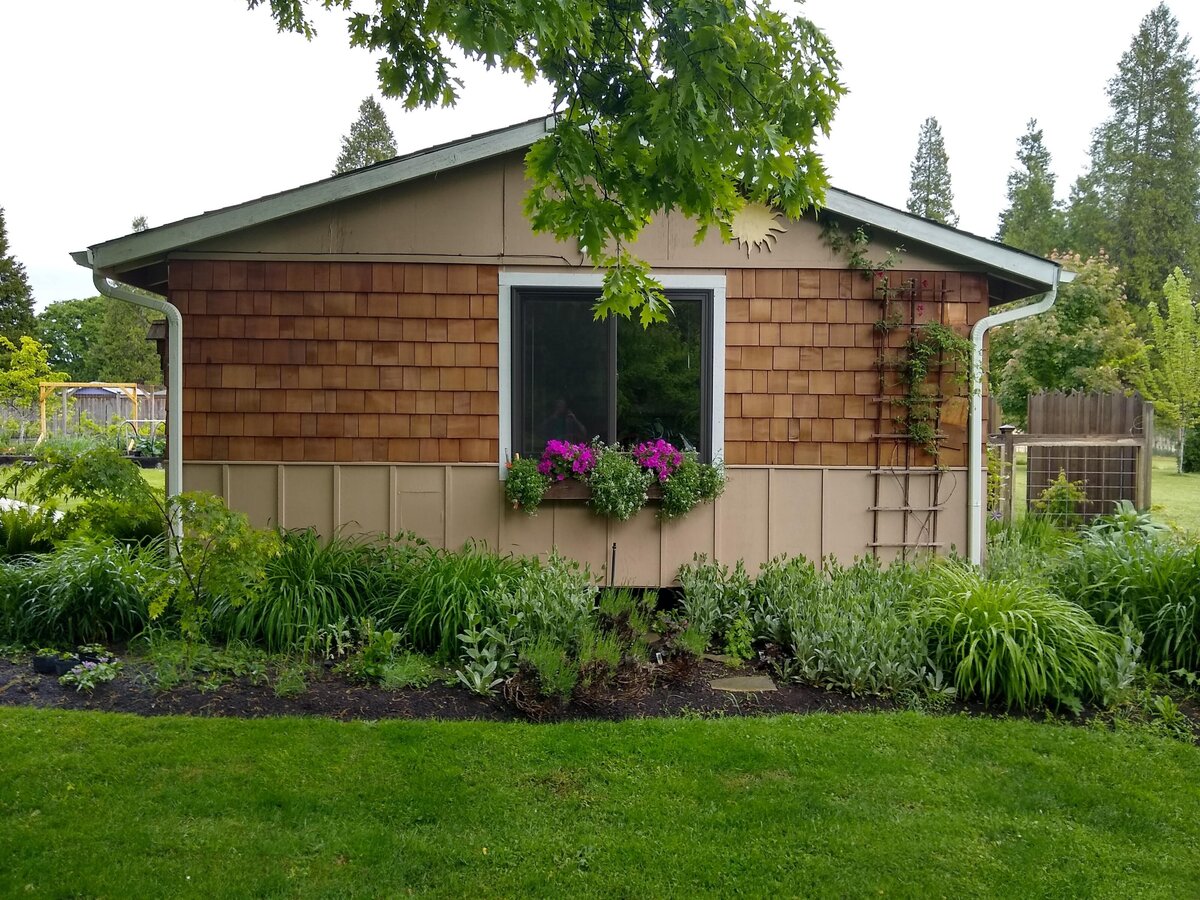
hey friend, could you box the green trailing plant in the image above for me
[1032,469,1089,529]
[503,456,551,514]
[918,563,1119,710]
[893,323,973,457]
[822,221,903,285]
[586,445,651,521]
[659,456,725,519]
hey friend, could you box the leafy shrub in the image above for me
[586,446,651,520]
[918,563,1119,709]
[1,541,160,646]
[1032,469,1089,529]
[1057,515,1200,671]
[153,492,281,640]
[504,456,552,514]
[218,528,378,653]
[5,443,166,544]
[489,551,597,649]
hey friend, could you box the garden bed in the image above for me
[3,652,1196,738]
[0,655,890,722]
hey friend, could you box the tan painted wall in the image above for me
[184,462,969,584]
[187,153,969,272]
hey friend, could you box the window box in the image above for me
[544,480,664,501]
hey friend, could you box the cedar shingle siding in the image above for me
[172,261,985,466]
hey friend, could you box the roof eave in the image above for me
[84,115,555,273]
[822,190,1061,293]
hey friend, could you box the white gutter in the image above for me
[89,267,184,539]
[967,268,1066,564]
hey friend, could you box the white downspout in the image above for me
[91,269,184,537]
[967,268,1062,565]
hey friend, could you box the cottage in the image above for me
[74,117,1062,584]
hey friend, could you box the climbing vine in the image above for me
[824,222,972,461]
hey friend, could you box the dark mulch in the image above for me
[3,654,1197,738]
[0,655,893,723]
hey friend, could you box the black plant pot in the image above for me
[33,655,79,676]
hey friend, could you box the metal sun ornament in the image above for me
[730,202,787,256]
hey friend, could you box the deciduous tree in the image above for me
[36,297,106,380]
[250,0,845,323]
[992,255,1147,423]
[1066,3,1200,307]
[906,116,957,226]
[333,96,398,174]
[1147,267,1200,471]
[996,119,1064,257]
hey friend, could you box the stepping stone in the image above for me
[702,653,734,664]
[709,675,777,693]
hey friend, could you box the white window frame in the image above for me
[498,271,726,477]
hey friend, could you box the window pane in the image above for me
[616,298,704,453]
[518,295,608,454]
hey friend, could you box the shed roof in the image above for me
[73,115,1061,303]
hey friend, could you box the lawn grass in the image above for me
[1,708,1197,897]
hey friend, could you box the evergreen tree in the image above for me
[996,119,1064,257]
[333,96,398,175]
[85,302,164,385]
[0,207,37,346]
[906,117,958,226]
[1066,3,1200,307]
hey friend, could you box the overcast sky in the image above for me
[2,1,1198,308]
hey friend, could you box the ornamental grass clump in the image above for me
[1056,507,1200,671]
[919,563,1119,710]
[217,528,381,653]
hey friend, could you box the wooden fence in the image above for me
[991,391,1153,521]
